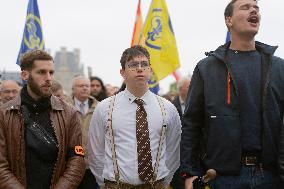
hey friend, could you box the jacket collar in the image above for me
[6,95,64,111]
[211,41,278,63]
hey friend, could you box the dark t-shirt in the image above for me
[227,49,262,151]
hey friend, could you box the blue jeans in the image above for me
[208,165,281,189]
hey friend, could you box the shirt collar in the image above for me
[179,96,185,105]
[124,88,151,105]
[74,97,88,107]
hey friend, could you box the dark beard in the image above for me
[28,75,51,98]
[92,91,107,102]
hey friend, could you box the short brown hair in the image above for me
[120,45,150,69]
[224,0,257,18]
[20,49,53,71]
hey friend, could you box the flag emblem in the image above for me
[148,74,159,88]
[17,0,45,66]
[24,14,44,49]
[143,0,180,82]
[145,15,162,50]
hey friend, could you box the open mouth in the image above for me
[247,15,259,24]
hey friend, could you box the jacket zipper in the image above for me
[49,112,60,189]
[18,111,26,186]
[224,64,238,106]
[227,72,231,105]
[261,55,272,112]
[213,52,238,106]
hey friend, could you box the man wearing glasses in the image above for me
[88,45,181,189]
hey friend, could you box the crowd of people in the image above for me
[1,0,284,189]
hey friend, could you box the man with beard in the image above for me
[0,80,21,104]
[0,50,85,189]
[180,0,284,189]
[90,76,107,101]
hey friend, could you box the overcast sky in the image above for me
[0,0,283,93]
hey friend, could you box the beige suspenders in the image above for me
[106,95,167,184]
[153,95,167,182]
[107,95,120,182]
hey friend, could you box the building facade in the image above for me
[0,71,22,85]
[54,47,84,95]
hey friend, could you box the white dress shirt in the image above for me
[74,97,89,115]
[88,89,181,186]
[179,96,186,114]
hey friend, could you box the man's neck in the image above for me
[27,85,41,101]
[75,96,88,103]
[126,85,149,98]
[230,34,256,51]
[180,94,187,102]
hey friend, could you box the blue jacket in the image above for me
[180,41,284,181]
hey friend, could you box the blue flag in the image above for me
[16,0,45,66]
[226,31,231,43]
[149,74,160,94]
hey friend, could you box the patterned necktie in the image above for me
[134,98,153,182]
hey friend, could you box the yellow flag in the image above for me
[130,0,159,93]
[142,0,180,81]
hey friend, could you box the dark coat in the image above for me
[180,41,284,182]
[173,96,183,118]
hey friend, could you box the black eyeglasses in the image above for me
[127,61,150,69]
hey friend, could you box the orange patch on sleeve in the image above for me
[75,146,84,156]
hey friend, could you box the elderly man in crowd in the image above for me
[71,75,98,189]
[0,80,21,104]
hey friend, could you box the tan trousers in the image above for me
[104,179,165,189]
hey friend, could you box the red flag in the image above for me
[131,0,143,46]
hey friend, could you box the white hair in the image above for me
[71,75,90,88]
[177,75,191,91]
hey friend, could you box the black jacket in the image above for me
[180,41,284,181]
[173,96,183,118]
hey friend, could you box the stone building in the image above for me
[54,47,84,95]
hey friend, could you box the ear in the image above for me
[225,16,233,29]
[21,70,29,81]
[120,69,126,80]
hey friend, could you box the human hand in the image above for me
[185,176,198,189]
